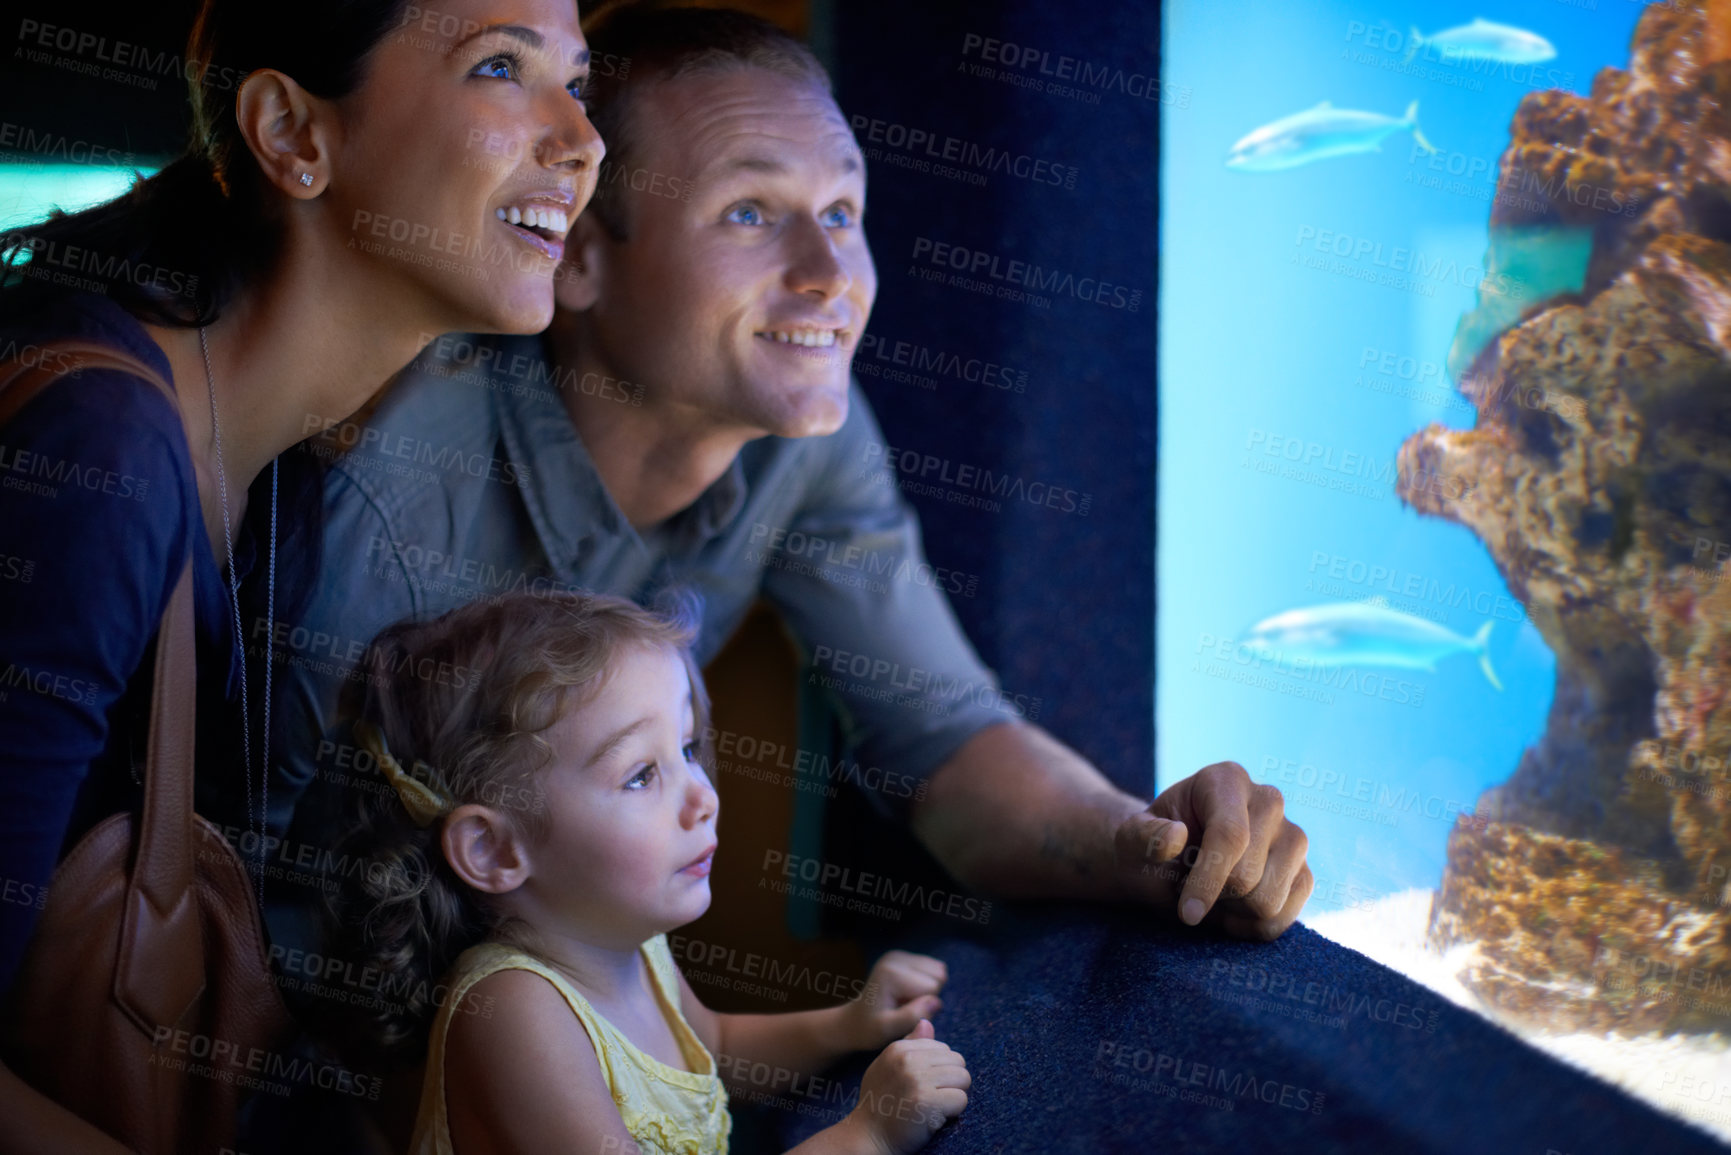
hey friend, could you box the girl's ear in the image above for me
[442,804,531,894]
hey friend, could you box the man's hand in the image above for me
[1113,761,1312,940]
[912,725,1311,939]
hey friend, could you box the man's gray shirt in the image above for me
[274,333,1023,838]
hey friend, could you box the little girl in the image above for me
[326,590,970,1155]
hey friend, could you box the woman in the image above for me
[0,0,601,1145]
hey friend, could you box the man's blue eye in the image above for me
[568,78,589,105]
[683,742,699,762]
[725,204,765,226]
[822,205,854,228]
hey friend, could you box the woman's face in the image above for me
[325,0,602,336]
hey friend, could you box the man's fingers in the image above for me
[1139,761,1313,931]
[1220,784,1285,901]
[1177,817,1252,924]
[1121,811,1188,870]
[1147,815,1189,862]
[1220,863,1314,941]
[1235,821,1309,921]
[1174,761,1256,924]
[1221,832,1271,906]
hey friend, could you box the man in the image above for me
[278,4,1311,944]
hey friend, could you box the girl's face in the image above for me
[323,0,603,336]
[526,643,720,947]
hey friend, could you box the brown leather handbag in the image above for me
[0,341,292,1154]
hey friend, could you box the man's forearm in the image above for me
[910,721,1149,901]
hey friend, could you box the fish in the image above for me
[1405,18,1556,66]
[1240,601,1502,690]
[1225,100,1435,171]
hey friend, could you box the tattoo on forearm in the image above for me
[1037,823,1094,879]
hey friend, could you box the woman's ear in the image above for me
[442,804,532,895]
[552,213,610,312]
[234,68,336,197]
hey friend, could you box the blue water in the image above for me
[1157,0,1645,911]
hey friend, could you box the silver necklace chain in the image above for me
[200,326,275,907]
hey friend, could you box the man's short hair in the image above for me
[581,2,833,239]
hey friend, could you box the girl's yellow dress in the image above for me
[410,933,732,1154]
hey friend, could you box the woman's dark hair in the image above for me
[0,0,414,325]
[0,2,422,859]
[319,589,715,1067]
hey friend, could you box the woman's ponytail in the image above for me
[2,0,412,325]
[1,150,269,325]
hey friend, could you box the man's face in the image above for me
[562,67,876,439]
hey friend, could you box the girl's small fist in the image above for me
[850,1019,970,1155]
[844,950,948,1050]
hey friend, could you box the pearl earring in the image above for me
[299,172,313,187]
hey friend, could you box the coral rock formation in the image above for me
[1400,1,1731,1033]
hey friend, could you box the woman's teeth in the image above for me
[761,330,838,347]
[496,205,569,235]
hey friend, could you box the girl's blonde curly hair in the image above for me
[320,588,713,1064]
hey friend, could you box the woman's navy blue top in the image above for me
[0,291,264,992]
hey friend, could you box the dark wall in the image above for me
[2,2,200,160]
[831,0,1160,795]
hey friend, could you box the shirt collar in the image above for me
[653,453,748,556]
[489,336,752,567]
[489,334,626,571]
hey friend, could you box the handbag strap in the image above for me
[0,343,170,428]
[0,339,206,1031]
